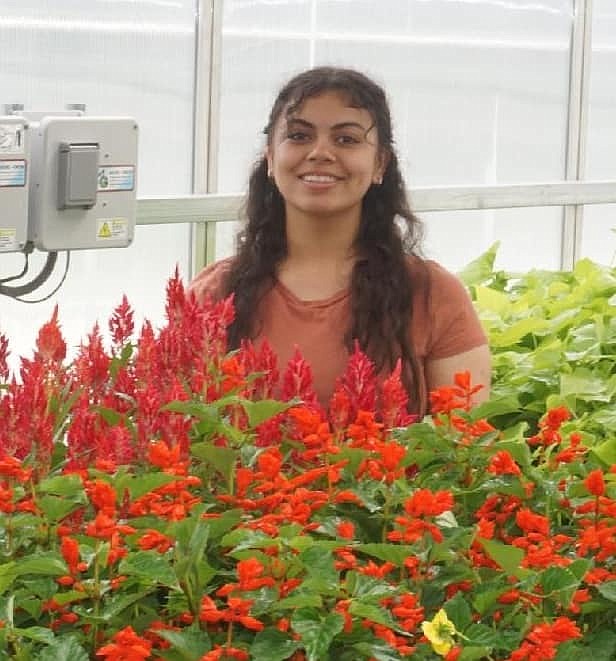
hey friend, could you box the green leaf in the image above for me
[459,646,493,661]
[100,590,155,621]
[592,438,616,467]
[357,544,417,567]
[458,242,499,287]
[37,494,79,522]
[346,572,397,600]
[38,474,85,498]
[94,405,123,426]
[596,581,616,602]
[272,593,323,610]
[16,553,67,577]
[121,473,181,500]
[13,626,55,644]
[561,372,610,401]
[348,602,398,630]
[239,398,291,428]
[156,629,211,660]
[464,623,504,648]
[206,509,242,540]
[491,318,549,348]
[250,629,301,661]
[567,558,592,581]
[478,539,526,579]
[352,641,405,661]
[475,285,511,315]
[471,587,501,616]
[36,635,89,661]
[52,590,89,607]
[540,566,580,607]
[470,396,520,421]
[191,442,238,489]
[119,551,178,587]
[581,630,616,661]
[444,592,472,630]
[291,608,345,661]
[0,562,18,593]
[299,545,338,584]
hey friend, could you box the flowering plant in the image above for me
[1,258,615,661]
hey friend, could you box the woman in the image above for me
[189,67,490,414]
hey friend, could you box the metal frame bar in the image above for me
[191,0,223,276]
[137,180,616,226]
[562,0,594,269]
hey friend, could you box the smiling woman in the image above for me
[189,67,491,415]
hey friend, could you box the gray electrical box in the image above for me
[0,116,29,253]
[28,116,138,251]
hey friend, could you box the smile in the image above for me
[299,174,339,183]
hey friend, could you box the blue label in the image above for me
[0,160,26,187]
[98,165,135,192]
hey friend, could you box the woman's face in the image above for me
[266,91,387,226]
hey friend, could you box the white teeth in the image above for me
[301,174,337,183]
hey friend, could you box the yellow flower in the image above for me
[421,608,457,657]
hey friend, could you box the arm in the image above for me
[421,260,492,406]
[425,344,492,406]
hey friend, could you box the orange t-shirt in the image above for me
[188,256,487,412]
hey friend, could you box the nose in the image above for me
[306,135,335,162]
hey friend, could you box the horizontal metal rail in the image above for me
[136,180,616,225]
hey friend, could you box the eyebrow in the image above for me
[286,117,371,132]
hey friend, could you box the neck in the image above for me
[277,208,361,299]
[283,207,360,264]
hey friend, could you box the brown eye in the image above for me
[287,132,310,142]
[335,134,361,145]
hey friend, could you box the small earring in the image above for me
[373,176,382,185]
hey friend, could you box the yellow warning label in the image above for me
[98,222,112,239]
[97,218,129,242]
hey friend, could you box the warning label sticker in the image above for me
[0,228,17,251]
[98,165,135,192]
[97,218,128,241]
[0,160,26,187]
[0,124,24,154]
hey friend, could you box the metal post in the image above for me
[191,0,223,277]
[562,0,594,269]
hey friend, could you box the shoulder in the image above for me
[406,255,487,358]
[405,255,468,297]
[188,257,235,303]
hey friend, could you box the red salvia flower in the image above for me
[200,645,249,661]
[404,489,454,517]
[336,520,355,540]
[96,626,152,660]
[488,450,521,476]
[585,469,605,497]
[516,508,550,535]
[137,529,174,553]
[0,455,32,482]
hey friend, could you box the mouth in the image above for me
[299,174,340,183]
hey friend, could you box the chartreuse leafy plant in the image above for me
[0,255,615,661]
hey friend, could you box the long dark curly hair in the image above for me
[224,66,427,408]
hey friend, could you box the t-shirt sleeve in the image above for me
[425,261,488,359]
[187,257,234,304]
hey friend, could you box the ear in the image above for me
[373,148,390,184]
[265,147,273,178]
